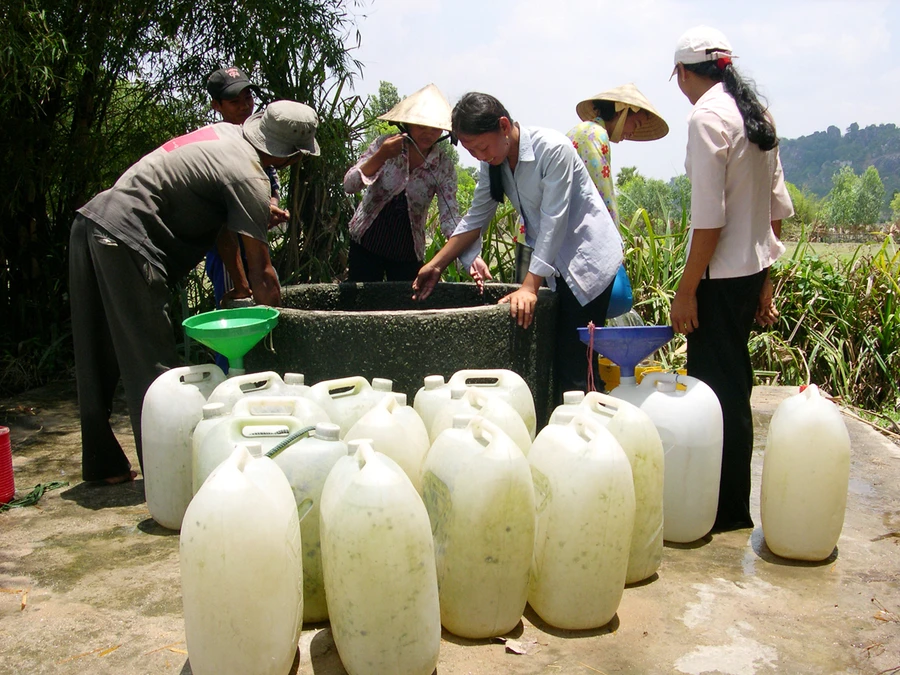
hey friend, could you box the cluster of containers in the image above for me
[142,365,851,675]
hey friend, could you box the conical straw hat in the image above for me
[575,83,669,142]
[378,83,452,131]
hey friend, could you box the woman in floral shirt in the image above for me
[344,84,460,282]
[567,83,669,228]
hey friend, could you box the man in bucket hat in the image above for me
[68,100,319,485]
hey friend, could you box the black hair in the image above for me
[451,92,514,137]
[591,100,617,122]
[683,59,778,151]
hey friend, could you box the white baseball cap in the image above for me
[670,25,736,79]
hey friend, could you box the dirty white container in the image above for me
[181,444,303,675]
[142,364,225,530]
[612,372,722,543]
[422,416,534,638]
[579,392,664,584]
[413,375,452,434]
[448,369,536,438]
[272,422,348,622]
[320,440,440,675]
[344,394,431,493]
[307,376,391,437]
[761,385,851,561]
[231,394,330,428]
[283,372,312,398]
[206,371,286,412]
[528,414,635,630]
[547,391,586,425]
[430,387,531,456]
[193,415,309,494]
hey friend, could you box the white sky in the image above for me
[346,0,900,182]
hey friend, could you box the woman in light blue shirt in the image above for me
[413,92,623,400]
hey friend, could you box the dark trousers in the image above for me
[347,241,421,282]
[69,215,178,480]
[554,277,613,404]
[687,269,767,530]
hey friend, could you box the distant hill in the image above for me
[779,123,900,201]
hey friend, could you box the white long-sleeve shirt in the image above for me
[454,125,622,306]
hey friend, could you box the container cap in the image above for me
[424,375,445,389]
[452,414,475,429]
[450,385,467,400]
[655,380,677,393]
[202,402,227,419]
[372,377,393,392]
[563,391,585,405]
[392,392,408,407]
[314,422,341,441]
[347,438,374,452]
[243,441,263,458]
[555,410,576,425]
[284,372,305,385]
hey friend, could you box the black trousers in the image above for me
[69,215,178,480]
[348,241,421,282]
[687,269,767,530]
[554,277,613,405]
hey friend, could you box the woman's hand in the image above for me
[377,134,407,160]
[499,286,538,329]
[755,275,779,326]
[670,289,698,335]
[412,262,442,301]
[469,256,493,294]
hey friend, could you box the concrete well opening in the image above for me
[245,282,559,427]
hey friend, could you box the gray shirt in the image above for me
[79,123,271,280]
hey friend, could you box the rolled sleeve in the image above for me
[530,143,573,277]
[687,109,729,230]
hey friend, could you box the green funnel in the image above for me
[182,307,279,373]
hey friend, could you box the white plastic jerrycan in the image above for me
[271,422,348,622]
[612,371,723,543]
[319,440,440,675]
[547,390,586,425]
[142,364,225,530]
[307,376,392,437]
[431,387,532,456]
[344,393,431,493]
[422,416,535,638]
[579,392,664,584]
[206,371,286,412]
[193,415,310,494]
[528,413,635,630]
[761,385,851,561]
[180,443,302,675]
[448,369,536,438]
[283,372,312,397]
[231,394,331,428]
[413,375,452,434]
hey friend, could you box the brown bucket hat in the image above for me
[575,83,669,142]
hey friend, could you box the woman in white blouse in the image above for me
[413,92,623,400]
[670,26,794,532]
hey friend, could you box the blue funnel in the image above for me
[578,325,674,378]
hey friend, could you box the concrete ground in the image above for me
[0,382,898,675]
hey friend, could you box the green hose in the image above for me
[265,425,317,459]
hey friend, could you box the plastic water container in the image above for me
[141,365,225,530]
[422,416,535,638]
[282,372,311,397]
[0,427,14,504]
[193,415,309,493]
[430,387,531,456]
[307,376,392,438]
[448,369,536,438]
[181,443,302,675]
[413,375,452,434]
[612,372,722,543]
[344,394,431,493]
[206,371,286,412]
[319,440,440,675]
[547,391,586,425]
[231,394,331,428]
[761,385,851,561]
[528,414,635,629]
[272,422,348,622]
[578,392,664,584]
